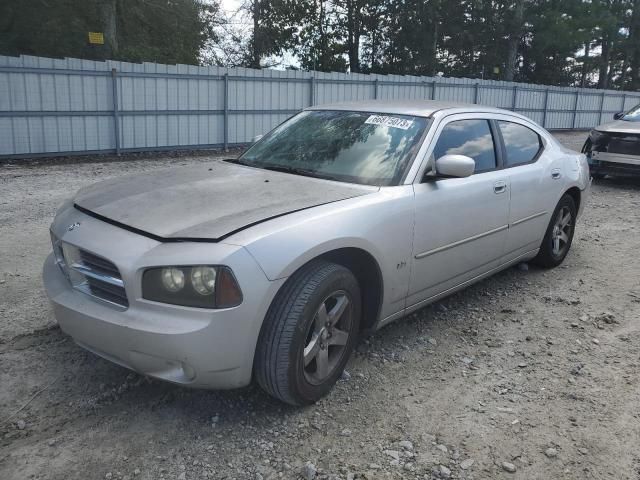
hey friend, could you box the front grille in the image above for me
[51,233,128,309]
[593,131,640,156]
[607,134,640,155]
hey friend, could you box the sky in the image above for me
[215,0,300,69]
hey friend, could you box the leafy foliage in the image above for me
[2,0,640,90]
[0,0,218,65]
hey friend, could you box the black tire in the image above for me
[533,194,577,268]
[254,260,361,405]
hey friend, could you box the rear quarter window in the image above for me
[498,121,542,167]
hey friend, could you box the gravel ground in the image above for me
[1,131,639,480]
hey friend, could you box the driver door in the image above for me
[407,116,510,309]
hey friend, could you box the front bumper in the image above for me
[43,207,285,389]
[588,151,640,177]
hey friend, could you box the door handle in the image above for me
[551,169,561,179]
[493,181,507,194]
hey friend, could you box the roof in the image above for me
[308,99,516,118]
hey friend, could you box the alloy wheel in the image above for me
[551,206,573,256]
[303,290,352,385]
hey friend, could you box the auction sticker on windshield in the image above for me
[365,115,414,130]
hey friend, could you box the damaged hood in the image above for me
[595,119,640,134]
[73,160,377,240]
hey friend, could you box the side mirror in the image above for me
[613,112,624,120]
[434,154,475,178]
[251,134,263,143]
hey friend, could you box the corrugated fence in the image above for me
[1,54,639,159]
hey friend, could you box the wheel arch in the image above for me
[564,186,581,212]
[261,245,385,334]
[316,247,384,333]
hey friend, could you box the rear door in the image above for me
[407,115,510,309]
[495,119,562,262]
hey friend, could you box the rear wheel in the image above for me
[533,194,577,268]
[254,260,361,405]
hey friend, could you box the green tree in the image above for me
[0,0,217,65]
[244,0,304,68]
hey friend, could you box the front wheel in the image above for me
[533,194,577,268]
[254,260,361,405]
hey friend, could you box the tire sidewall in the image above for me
[289,268,361,404]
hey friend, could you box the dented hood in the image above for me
[595,119,640,134]
[74,160,377,240]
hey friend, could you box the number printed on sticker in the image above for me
[365,115,414,130]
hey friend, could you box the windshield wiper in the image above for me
[260,164,339,181]
[224,158,251,165]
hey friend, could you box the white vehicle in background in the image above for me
[44,100,590,405]
[583,104,640,178]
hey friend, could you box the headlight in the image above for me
[142,265,242,309]
[589,129,609,148]
[191,266,216,295]
[161,268,185,292]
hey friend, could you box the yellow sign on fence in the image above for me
[88,32,104,45]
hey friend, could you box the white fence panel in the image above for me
[1,54,640,158]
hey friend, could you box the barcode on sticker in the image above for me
[365,115,414,130]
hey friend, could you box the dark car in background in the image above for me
[583,104,640,178]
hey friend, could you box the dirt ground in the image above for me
[1,131,639,480]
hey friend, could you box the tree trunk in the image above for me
[580,42,590,88]
[100,0,118,57]
[428,8,438,75]
[419,0,439,75]
[598,33,611,89]
[504,0,524,81]
[630,0,640,89]
[251,0,261,69]
[347,0,361,72]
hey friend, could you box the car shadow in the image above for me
[593,176,640,190]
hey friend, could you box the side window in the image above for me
[498,121,542,167]
[433,119,497,173]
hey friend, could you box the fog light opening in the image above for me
[182,362,196,381]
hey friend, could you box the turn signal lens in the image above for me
[215,267,243,308]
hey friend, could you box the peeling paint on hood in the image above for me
[73,160,378,240]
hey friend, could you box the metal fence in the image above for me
[2,54,639,159]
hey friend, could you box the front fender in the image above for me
[236,187,416,319]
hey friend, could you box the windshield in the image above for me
[622,104,640,121]
[238,110,429,186]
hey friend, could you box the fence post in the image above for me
[474,83,479,104]
[511,86,518,111]
[621,93,627,112]
[374,78,379,99]
[223,73,229,152]
[309,76,315,106]
[571,90,579,129]
[110,68,121,156]
[431,80,437,100]
[542,88,549,128]
[598,91,605,125]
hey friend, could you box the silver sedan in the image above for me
[43,101,591,405]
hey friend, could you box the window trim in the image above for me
[409,110,552,184]
[492,119,544,169]
[423,117,501,181]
